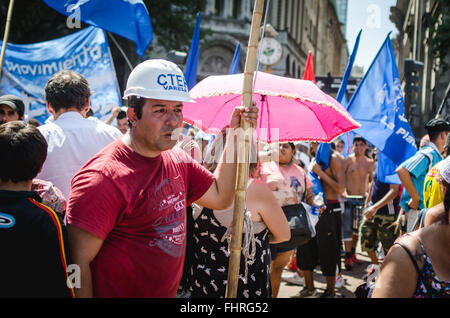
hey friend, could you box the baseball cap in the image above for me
[425,118,450,133]
[0,94,25,117]
[123,59,195,103]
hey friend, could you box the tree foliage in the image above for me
[0,0,206,90]
[145,0,206,53]
[431,0,450,72]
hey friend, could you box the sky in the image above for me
[345,0,398,74]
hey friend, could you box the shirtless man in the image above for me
[343,137,374,270]
[296,142,345,298]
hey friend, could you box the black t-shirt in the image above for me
[370,164,400,216]
[0,190,73,298]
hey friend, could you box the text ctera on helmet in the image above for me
[123,59,195,103]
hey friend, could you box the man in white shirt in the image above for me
[37,70,122,200]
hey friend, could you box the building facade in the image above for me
[197,0,348,80]
[390,0,450,139]
[333,0,348,36]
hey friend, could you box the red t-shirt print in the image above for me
[148,175,187,258]
[66,139,214,298]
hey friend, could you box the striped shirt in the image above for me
[399,143,443,212]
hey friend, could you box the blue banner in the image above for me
[43,0,153,57]
[346,33,417,183]
[316,31,361,169]
[229,42,241,74]
[185,12,201,90]
[339,76,355,158]
[0,26,121,124]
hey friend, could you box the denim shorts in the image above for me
[342,198,365,241]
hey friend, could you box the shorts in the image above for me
[299,203,341,277]
[342,198,365,241]
[269,245,295,261]
[359,214,397,254]
[296,236,318,271]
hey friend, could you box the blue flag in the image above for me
[313,30,361,179]
[185,12,201,90]
[308,142,330,203]
[43,0,153,57]
[229,42,241,74]
[339,29,360,158]
[339,96,354,158]
[346,33,417,183]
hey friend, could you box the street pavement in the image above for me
[277,244,373,298]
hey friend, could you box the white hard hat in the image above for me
[123,59,195,103]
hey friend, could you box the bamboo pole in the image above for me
[225,0,265,298]
[0,0,15,78]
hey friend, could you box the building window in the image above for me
[286,54,290,76]
[291,0,296,37]
[215,0,224,16]
[232,0,242,19]
[292,60,296,78]
[285,0,289,31]
[276,1,282,30]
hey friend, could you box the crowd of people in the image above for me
[0,58,449,299]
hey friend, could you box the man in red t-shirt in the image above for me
[66,59,258,298]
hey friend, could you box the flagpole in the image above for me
[225,0,264,299]
[0,0,15,78]
[107,32,133,71]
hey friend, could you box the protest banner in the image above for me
[0,26,121,124]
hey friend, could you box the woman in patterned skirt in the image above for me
[183,130,290,298]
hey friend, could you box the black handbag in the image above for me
[273,173,312,249]
[273,203,312,249]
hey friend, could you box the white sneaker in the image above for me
[335,274,345,288]
[282,272,305,286]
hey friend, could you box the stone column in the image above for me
[205,0,215,15]
[223,0,233,18]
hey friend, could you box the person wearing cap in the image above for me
[65,59,258,298]
[0,94,25,124]
[371,156,450,298]
[412,157,450,232]
[413,138,450,231]
[37,70,122,200]
[0,94,68,213]
[396,118,450,233]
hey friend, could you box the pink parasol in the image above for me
[183,71,360,143]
